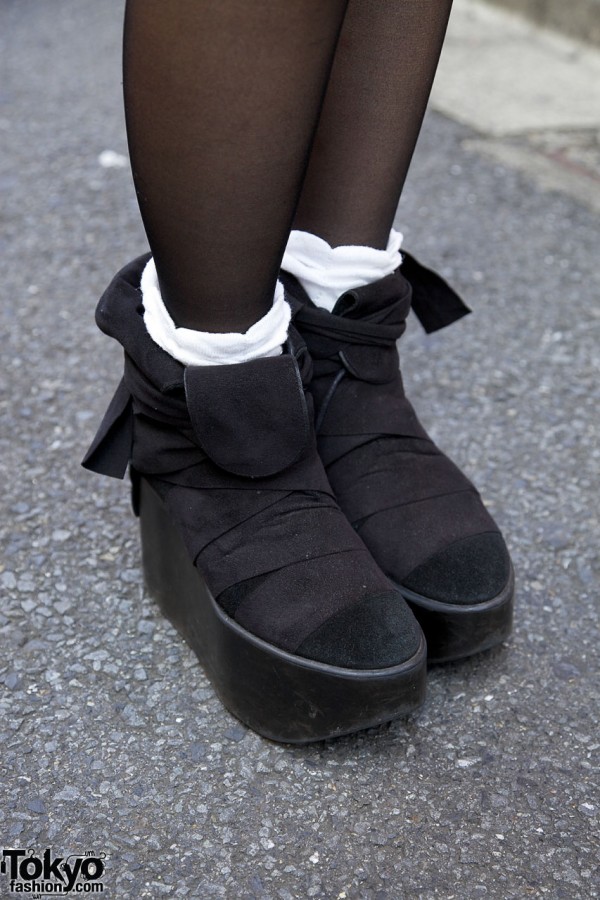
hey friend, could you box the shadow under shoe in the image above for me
[82,255,426,742]
[282,254,514,664]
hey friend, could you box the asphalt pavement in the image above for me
[1,1,598,897]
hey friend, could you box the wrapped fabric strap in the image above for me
[81,255,417,659]
[282,260,503,588]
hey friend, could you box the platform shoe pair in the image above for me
[83,254,513,743]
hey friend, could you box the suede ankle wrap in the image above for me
[82,255,422,666]
[283,254,512,605]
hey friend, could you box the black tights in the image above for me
[123,0,453,331]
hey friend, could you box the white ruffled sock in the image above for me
[282,228,404,313]
[141,257,291,367]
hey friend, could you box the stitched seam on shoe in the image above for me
[212,547,378,600]
[351,487,481,528]
[400,531,506,590]
[322,435,439,469]
[295,590,405,653]
[192,494,355,565]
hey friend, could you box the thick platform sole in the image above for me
[137,477,427,744]
[397,566,515,664]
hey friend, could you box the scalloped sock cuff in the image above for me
[141,257,291,366]
[282,228,404,312]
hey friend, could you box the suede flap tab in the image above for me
[184,356,309,478]
[81,378,133,479]
[339,345,399,384]
[401,252,471,333]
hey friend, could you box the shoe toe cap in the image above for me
[401,532,511,605]
[297,591,422,669]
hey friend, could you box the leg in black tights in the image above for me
[293,0,454,250]
[124,1,453,328]
[123,0,348,332]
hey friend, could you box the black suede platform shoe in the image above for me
[282,254,514,664]
[82,256,426,742]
